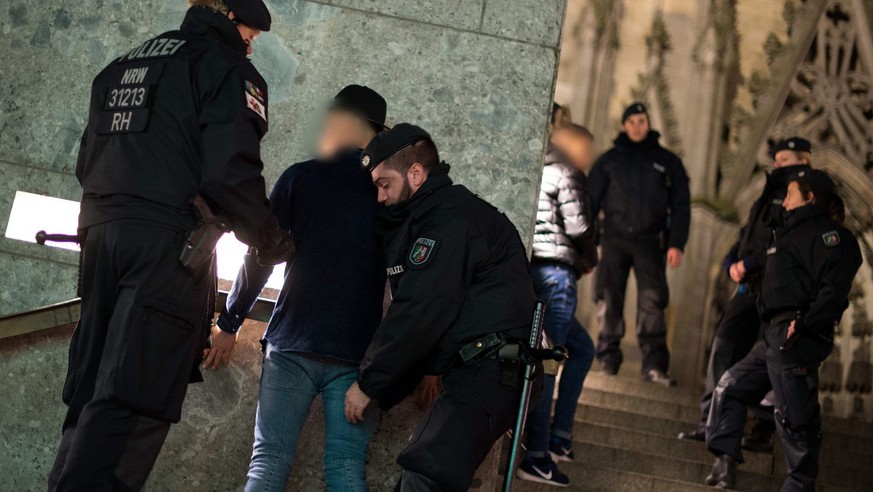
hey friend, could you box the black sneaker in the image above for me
[677,428,706,442]
[516,457,570,487]
[548,437,575,462]
[704,454,737,489]
[642,368,676,387]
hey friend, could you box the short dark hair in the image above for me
[554,123,593,140]
[794,176,846,224]
[382,138,440,174]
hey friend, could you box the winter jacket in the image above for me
[531,148,597,277]
[588,131,691,250]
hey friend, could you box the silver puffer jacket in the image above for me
[531,148,598,278]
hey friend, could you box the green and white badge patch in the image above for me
[822,231,840,247]
[409,237,436,266]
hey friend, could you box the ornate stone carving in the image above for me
[768,1,873,172]
[629,11,683,154]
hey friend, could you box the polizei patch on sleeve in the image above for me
[245,80,267,122]
[822,231,840,247]
[409,238,436,266]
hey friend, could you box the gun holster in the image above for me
[498,343,525,389]
[179,195,231,274]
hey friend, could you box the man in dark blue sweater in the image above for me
[216,85,388,492]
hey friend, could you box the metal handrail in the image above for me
[0,292,276,341]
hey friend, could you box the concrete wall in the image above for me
[0,0,566,316]
[0,0,567,490]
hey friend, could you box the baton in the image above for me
[35,230,80,244]
[502,301,547,492]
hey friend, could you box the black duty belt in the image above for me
[459,333,507,363]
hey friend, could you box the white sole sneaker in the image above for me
[515,468,570,487]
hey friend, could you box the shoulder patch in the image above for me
[245,80,266,122]
[409,237,437,266]
[822,231,840,247]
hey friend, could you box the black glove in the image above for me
[256,233,295,266]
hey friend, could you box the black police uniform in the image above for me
[706,200,862,491]
[358,126,538,492]
[691,164,810,432]
[48,6,291,491]
[587,129,691,374]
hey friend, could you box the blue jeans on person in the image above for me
[524,262,596,457]
[246,343,376,492]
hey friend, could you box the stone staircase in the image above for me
[514,369,873,492]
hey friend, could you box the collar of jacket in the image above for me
[375,161,453,233]
[783,203,826,232]
[614,130,662,153]
[180,6,248,56]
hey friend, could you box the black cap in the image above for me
[791,169,836,193]
[771,137,812,158]
[361,123,432,173]
[622,102,648,123]
[225,0,271,31]
[330,85,388,130]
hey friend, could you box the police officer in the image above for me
[49,1,294,490]
[343,124,539,492]
[705,170,862,491]
[679,137,812,447]
[588,102,691,385]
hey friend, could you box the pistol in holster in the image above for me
[179,195,232,274]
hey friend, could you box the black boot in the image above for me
[677,427,706,442]
[704,455,737,489]
[742,421,775,453]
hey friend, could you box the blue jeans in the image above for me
[525,263,596,457]
[246,343,376,492]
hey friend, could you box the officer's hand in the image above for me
[729,261,746,283]
[412,375,441,410]
[666,247,684,270]
[345,382,372,424]
[202,324,238,370]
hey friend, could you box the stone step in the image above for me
[564,440,853,492]
[574,402,694,438]
[582,371,700,406]
[512,461,715,492]
[571,420,773,475]
[579,388,700,422]
[577,386,873,445]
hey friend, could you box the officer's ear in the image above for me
[408,162,427,187]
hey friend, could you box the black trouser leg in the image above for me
[49,222,211,491]
[705,342,772,462]
[396,359,518,492]
[764,323,832,492]
[596,237,633,368]
[631,236,670,373]
[697,292,762,428]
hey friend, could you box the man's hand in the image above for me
[729,261,746,283]
[666,247,683,270]
[412,376,441,410]
[202,324,238,370]
[345,382,372,424]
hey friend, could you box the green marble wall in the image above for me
[0,0,565,316]
[0,0,566,490]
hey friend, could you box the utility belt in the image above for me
[458,332,559,389]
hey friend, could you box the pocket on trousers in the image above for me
[61,322,82,405]
[260,349,308,390]
[113,301,196,422]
